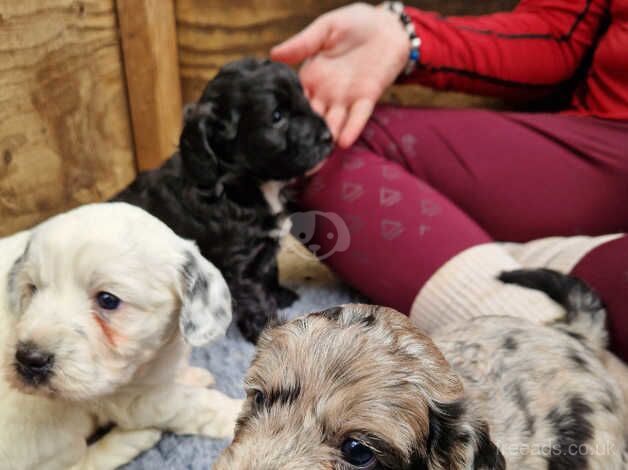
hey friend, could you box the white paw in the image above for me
[75,428,161,470]
[199,397,242,438]
[120,428,162,450]
[177,389,242,438]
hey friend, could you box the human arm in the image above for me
[404,0,608,98]
[271,0,608,148]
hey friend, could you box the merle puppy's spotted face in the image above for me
[215,295,626,469]
[214,305,504,470]
[181,58,333,185]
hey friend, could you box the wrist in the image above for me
[378,4,412,77]
[381,1,421,76]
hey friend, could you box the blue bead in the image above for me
[410,50,419,61]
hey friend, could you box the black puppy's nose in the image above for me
[319,129,332,144]
[15,342,54,384]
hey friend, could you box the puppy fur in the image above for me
[215,270,626,469]
[0,203,242,470]
[115,58,333,343]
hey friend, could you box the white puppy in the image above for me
[0,203,242,470]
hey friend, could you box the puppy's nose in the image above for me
[319,129,332,144]
[15,342,54,384]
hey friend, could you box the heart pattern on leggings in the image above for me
[342,182,364,202]
[381,219,404,240]
[380,187,402,207]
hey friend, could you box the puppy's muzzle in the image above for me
[14,341,54,386]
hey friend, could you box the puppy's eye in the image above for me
[28,284,37,295]
[253,389,265,408]
[341,439,376,468]
[271,108,285,124]
[96,291,121,310]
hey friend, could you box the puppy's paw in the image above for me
[274,285,299,308]
[177,366,215,387]
[72,428,161,470]
[199,395,243,439]
[118,428,163,452]
[178,389,243,438]
[237,309,276,343]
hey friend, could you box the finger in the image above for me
[298,58,316,91]
[325,105,348,141]
[310,98,328,118]
[338,99,375,148]
[271,16,333,64]
[299,59,327,109]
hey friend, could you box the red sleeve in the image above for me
[404,0,608,100]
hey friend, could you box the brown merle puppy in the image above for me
[114,58,333,343]
[215,269,626,469]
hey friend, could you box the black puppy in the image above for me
[114,58,333,342]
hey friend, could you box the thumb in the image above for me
[271,15,333,64]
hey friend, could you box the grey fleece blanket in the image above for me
[121,283,362,470]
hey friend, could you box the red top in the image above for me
[405,0,628,120]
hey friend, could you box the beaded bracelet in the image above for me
[383,1,421,76]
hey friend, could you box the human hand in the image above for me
[271,3,409,148]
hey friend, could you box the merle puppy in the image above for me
[115,58,333,342]
[216,270,626,469]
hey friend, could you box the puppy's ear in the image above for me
[471,424,506,470]
[413,400,505,470]
[179,245,232,346]
[5,238,31,314]
[179,101,239,187]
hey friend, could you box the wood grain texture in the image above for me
[0,0,136,236]
[117,0,182,171]
[176,0,518,104]
[176,0,346,102]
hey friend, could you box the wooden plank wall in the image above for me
[176,0,518,104]
[0,0,518,238]
[0,0,136,236]
[117,0,183,172]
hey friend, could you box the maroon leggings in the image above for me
[298,106,628,359]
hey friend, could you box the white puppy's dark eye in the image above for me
[96,291,121,310]
[271,109,285,124]
[341,439,376,468]
[28,284,37,295]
